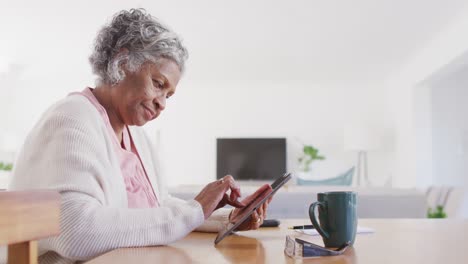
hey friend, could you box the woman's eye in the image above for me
[152,79,163,89]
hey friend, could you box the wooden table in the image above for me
[86,219,468,264]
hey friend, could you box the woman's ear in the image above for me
[117,48,129,56]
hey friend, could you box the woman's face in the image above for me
[112,58,181,126]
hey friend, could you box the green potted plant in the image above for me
[0,161,13,189]
[298,145,325,173]
[427,205,447,218]
[0,162,13,171]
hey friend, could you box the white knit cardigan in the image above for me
[8,93,229,264]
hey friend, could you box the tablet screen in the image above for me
[214,172,292,244]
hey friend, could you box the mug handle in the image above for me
[309,201,330,239]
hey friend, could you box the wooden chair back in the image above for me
[0,191,60,264]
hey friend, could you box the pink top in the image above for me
[72,88,159,208]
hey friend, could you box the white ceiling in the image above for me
[178,0,468,84]
[1,0,467,85]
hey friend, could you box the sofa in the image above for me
[169,184,427,219]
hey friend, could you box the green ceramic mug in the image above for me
[309,191,357,248]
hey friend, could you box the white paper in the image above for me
[295,226,375,236]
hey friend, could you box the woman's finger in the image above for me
[258,204,264,220]
[255,210,262,229]
[251,211,258,221]
[240,184,271,206]
[253,184,270,196]
[220,175,245,207]
[262,201,268,219]
[227,198,245,208]
[230,186,241,204]
[251,211,260,229]
[267,196,273,204]
[216,184,244,208]
[220,175,242,199]
[224,175,242,196]
[215,193,229,210]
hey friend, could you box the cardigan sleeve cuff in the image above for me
[194,208,232,233]
[186,199,206,231]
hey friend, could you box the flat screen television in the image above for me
[216,138,286,181]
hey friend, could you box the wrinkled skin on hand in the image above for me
[194,175,245,219]
[229,184,273,231]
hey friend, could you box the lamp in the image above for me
[343,124,381,186]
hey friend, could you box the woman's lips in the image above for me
[142,104,156,119]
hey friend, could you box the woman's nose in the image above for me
[154,95,166,111]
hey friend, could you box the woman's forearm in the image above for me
[45,192,204,261]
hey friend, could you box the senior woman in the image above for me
[9,8,272,264]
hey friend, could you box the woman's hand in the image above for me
[229,184,273,231]
[194,175,245,219]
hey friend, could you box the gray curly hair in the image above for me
[89,8,188,85]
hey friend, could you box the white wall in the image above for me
[3,0,464,188]
[413,60,468,218]
[430,69,468,187]
[149,80,391,186]
[0,74,392,187]
[413,84,433,188]
[386,6,468,188]
[0,0,400,188]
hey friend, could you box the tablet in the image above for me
[214,172,292,244]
